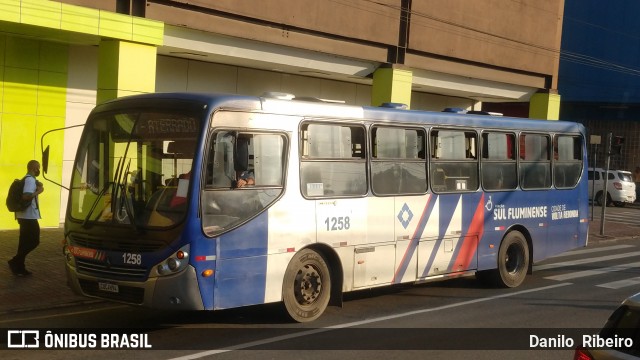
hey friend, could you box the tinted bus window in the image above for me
[482,132,517,191]
[300,123,366,197]
[520,133,551,189]
[554,135,583,188]
[430,129,478,192]
[371,126,427,195]
[203,130,287,236]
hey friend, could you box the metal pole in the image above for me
[591,144,597,221]
[600,133,612,236]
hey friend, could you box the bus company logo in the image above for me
[7,330,40,348]
[397,203,414,229]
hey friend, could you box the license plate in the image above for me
[98,282,119,293]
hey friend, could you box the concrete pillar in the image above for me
[371,66,413,109]
[97,39,157,104]
[529,90,561,120]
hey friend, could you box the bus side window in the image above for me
[202,130,287,236]
[431,167,446,192]
[481,132,517,191]
[520,133,551,190]
[371,126,427,196]
[554,135,583,188]
[209,132,235,188]
[430,129,478,193]
[300,123,367,197]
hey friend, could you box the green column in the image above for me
[371,66,413,109]
[97,39,157,104]
[529,90,561,120]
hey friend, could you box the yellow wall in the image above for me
[0,35,67,229]
[0,0,163,229]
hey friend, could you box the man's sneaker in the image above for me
[8,260,31,276]
[17,269,33,276]
[7,259,20,275]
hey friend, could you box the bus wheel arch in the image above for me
[281,245,342,322]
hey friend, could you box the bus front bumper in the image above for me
[65,263,205,311]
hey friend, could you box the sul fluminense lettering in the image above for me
[493,205,548,220]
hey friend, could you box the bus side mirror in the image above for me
[42,145,50,174]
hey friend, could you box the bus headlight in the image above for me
[62,241,76,266]
[167,258,180,271]
[150,244,190,277]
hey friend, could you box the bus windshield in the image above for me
[69,110,200,229]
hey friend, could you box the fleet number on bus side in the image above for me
[324,216,351,231]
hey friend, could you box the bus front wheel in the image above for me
[282,249,331,323]
[497,230,529,288]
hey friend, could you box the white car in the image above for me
[588,168,636,207]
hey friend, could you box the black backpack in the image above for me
[6,176,31,212]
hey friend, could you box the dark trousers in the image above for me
[12,218,40,271]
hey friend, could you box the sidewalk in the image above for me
[0,226,95,315]
[1,217,639,315]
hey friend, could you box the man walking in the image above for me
[8,160,44,276]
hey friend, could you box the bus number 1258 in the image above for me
[324,216,351,231]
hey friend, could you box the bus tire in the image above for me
[497,230,529,288]
[282,248,331,323]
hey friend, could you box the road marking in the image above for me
[543,261,640,281]
[602,217,640,226]
[550,244,634,258]
[0,305,127,325]
[534,251,640,271]
[167,283,572,359]
[602,214,640,225]
[597,277,640,289]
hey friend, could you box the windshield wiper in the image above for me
[118,163,142,231]
[81,181,113,229]
[111,158,143,232]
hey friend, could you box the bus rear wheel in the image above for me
[282,249,331,322]
[497,230,529,288]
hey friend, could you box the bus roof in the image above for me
[94,92,585,134]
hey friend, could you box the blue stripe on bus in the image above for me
[420,194,461,278]
[393,194,437,283]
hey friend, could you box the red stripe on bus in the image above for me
[455,194,485,270]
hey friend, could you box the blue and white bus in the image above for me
[58,92,588,322]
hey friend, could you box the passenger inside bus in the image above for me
[235,170,255,188]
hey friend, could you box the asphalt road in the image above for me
[4,234,640,360]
